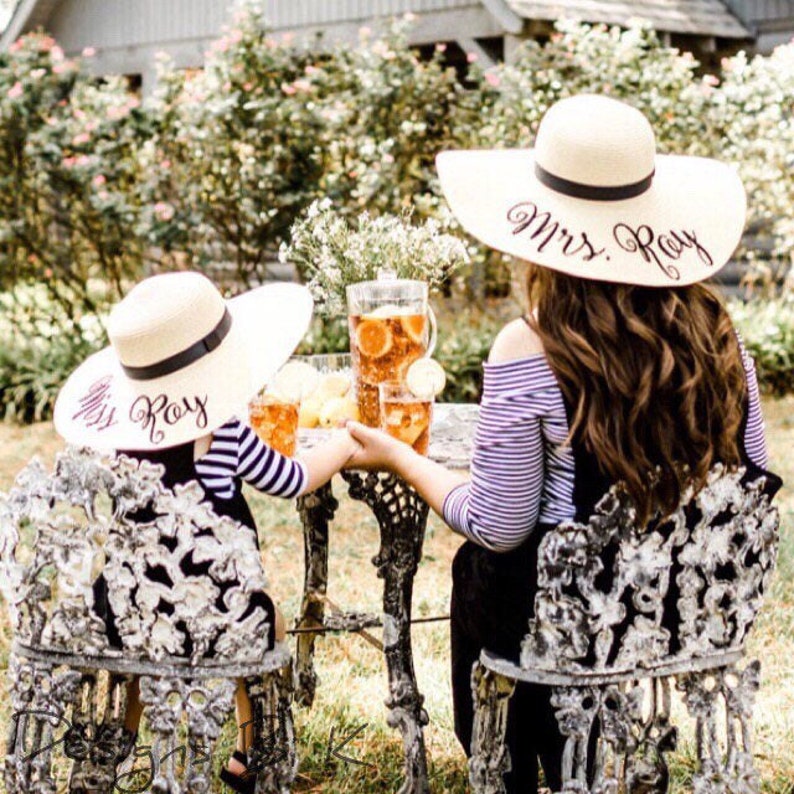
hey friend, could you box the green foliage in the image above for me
[436,311,502,403]
[0,286,106,421]
[728,297,794,396]
[296,315,350,356]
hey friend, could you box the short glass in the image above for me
[379,381,433,456]
[248,392,299,457]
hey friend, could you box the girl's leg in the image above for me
[124,677,143,734]
[227,602,287,775]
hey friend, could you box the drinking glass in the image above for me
[379,381,433,456]
[248,392,299,457]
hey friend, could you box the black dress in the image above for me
[93,440,276,658]
[449,385,783,793]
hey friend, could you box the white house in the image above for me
[1,0,791,93]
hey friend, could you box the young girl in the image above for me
[346,94,783,792]
[54,271,358,793]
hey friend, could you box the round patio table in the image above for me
[293,403,479,794]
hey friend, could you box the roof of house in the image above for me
[506,0,751,38]
[0,0,755,52]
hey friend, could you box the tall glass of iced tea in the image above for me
[347,275,437,427]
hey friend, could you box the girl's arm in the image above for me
[296,430,361,495]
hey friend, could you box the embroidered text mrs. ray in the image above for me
[507,202,606,262]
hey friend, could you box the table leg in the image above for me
[342,471,431,794]
[295,482,338,708]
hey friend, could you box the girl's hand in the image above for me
[344,421,410,472]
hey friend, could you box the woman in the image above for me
[346,94,782,792]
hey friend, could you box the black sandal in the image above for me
[219,751,256,794]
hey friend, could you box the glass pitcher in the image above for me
[346,271,437,428]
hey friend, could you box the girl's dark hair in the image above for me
[525,265,746,523]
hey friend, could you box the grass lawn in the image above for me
[0,395,791,793]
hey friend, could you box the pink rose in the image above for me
[72,132,91,145]
[92,174,107,186]
[281,83,297,96]
[467,52,478,63]
[82,46,96,57]
[7,82,23,99]
[484,72,500,88]
[153,202,175,222]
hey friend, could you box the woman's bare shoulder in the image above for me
[488,317,545,364]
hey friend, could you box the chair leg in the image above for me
[678,661,762,794]
[468,661,516,794]
[245,660,298,794]
[68,672,138,794]
[6,655,82,794]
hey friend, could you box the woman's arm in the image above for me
[347,317,559,552]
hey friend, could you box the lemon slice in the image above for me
[272,360,319,403]
[406,358,446,399]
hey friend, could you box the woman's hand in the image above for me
[344,421,411,472]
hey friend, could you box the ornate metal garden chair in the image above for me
[0,446,297,794]
[468,464,780,794]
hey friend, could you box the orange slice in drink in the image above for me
[401,314,426,344]
[355,318,393,359]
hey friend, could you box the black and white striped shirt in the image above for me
[194,418,307,500]
[443,346,769,553]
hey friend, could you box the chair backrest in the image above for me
[520,464,779,678]
[0,446,271,664]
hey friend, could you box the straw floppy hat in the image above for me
[436,94,746,287]
[54,272,313,451]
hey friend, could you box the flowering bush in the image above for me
[281,200,469,316]
[714,45,794,281]
[142,2,330,286]
[464,22,713,155]
[0,33,151,325]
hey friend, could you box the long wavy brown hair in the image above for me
[525,265,747,523]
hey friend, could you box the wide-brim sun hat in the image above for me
[436,93,747,287]
[54,272,313,451]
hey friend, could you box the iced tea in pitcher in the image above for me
[349,311,427,426]
[347,276,436,428]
